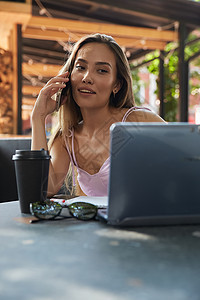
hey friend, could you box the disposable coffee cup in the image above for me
[12,149,51,214]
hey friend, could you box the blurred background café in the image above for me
[0,0,200,137]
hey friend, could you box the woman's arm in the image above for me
[31,72,69,149]
[31,72,70,196]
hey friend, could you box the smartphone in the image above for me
[56,81,69,111]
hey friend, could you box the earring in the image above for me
[113,89,117,98]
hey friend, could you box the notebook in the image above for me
[97,122,200,226]
[51,196,108,208]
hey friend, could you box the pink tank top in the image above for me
[64,107,149,196]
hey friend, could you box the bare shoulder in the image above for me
[125,108,166,123]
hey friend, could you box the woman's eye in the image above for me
[98,69,108,73]
[75,65,85,70]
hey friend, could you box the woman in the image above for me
[31,33,165,197]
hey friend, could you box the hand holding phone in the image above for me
[56,84,68,111]
[56,73,70,111]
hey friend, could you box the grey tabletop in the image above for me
[1,201,200,300]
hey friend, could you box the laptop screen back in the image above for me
[107,123,200,226]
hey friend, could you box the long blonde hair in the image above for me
[48,33,135,194]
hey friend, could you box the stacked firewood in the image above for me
[0,49,13,134]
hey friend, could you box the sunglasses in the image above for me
[30,200,98,222]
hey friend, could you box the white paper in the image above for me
[51,196,108,208]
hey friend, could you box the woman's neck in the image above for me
[79,106,118,138]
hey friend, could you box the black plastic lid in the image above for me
[12,149,51,160]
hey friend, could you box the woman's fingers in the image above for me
[46,72,69,86]
[33,72,70,116]
[47,77,69,85]
[58,71,69,77]
[40,82,67,97]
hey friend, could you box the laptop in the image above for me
[97,122,200,226]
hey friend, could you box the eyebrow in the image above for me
[76,58,112,68]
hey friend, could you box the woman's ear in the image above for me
[113,80,122,94]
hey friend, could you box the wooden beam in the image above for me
[118,38,166,50]
[23,27,81,42]
[22,85,43,95]
[22,63,61,77]
[12,24,23,134]
[0,1,31,14]
[23,98,36,106]
[23,27,167,50]
[28,16,178,42]
[0,1,31,50]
